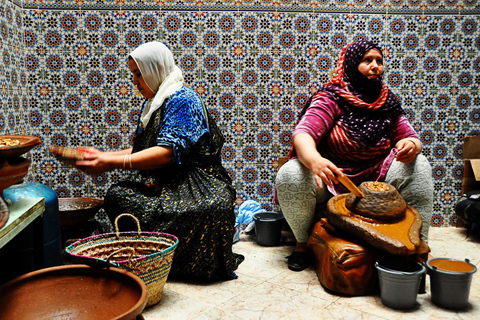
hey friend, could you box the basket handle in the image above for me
[106,247,135,266]
[115,213,142,238]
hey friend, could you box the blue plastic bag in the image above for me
[233,200,265,243]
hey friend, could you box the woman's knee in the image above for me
[414,154,433,175]
[275,159,313,192]
[386,155,433,189]
[412,154,434,194]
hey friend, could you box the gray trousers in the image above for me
[275,155,434,243]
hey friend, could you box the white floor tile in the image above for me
[143,227,480,320]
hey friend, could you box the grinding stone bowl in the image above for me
[0,265,147,320]
[326,194,423,256]
[345,181,407,220]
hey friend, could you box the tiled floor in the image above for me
[143,227,480,320]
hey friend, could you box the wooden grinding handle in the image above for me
[337,175,364,198]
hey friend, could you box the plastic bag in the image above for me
[233,200,265,243]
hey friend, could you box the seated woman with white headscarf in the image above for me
[75,42,243,281]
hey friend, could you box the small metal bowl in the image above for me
[58,197,104,227]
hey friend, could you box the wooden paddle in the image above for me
[337,175,364,198]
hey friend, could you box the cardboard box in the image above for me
[462,136,480,194]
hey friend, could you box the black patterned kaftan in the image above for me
[103,87,240,281]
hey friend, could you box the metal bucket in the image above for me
[375,257,425,310]
[427,258,477,310]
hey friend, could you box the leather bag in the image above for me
[307,219,380,296]
[455,190,480,228]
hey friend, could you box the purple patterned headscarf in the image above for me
[299,39,404,146]
[343,40,384,102]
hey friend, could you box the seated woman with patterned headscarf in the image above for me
[275,39,433,271]
[74,42,243,281]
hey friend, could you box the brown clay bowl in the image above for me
[0,135,41,159]
[58,197,104,227]
[0,264,147,320]
[0,157,31,198]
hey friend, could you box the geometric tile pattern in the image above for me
[17,0,480,15]
[1,0,480,227]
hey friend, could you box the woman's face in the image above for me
[128,58,155,99]
[357,49,384,80]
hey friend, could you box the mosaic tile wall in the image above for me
[1,0,480,227]
[0,0,27,134]
[15,0,480,15]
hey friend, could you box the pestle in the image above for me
[337,175,364,198]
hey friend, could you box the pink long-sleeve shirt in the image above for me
[293,93,418,195]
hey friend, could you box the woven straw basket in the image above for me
[65,213,178,307]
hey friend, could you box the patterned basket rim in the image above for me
[65,231,179,264]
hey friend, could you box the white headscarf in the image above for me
[129,42,184,128]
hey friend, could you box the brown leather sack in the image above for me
[307,219,380,296]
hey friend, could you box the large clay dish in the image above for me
[59,197,104,227]
[0,157,31,196]
[326,194,422,256]
[0,265,147,320]
[0,135,41,159]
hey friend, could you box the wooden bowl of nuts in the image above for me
[345,181,407,220]
[0,135,42,159]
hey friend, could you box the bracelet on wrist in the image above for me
[123,154,128,170]
[408,139,418,150]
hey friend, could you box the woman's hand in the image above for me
[293,133,344,189]
[395,138,421,163]
[309,156,344,189]
[74,146,173,175]
[74,151,119,175]
[74,147,132,175]
[76,146,102,156]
